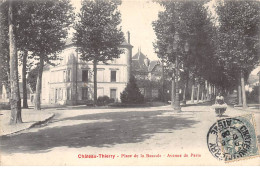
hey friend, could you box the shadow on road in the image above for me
[182,101,214,107]
[0,109,198,154]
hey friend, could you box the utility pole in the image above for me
[171,68,175,108]
[174,55,181,112]
[161,59,165,103]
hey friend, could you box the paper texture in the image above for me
[0,0,259,166]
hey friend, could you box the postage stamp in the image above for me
[207,114,260,162]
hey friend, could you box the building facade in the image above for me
[41,37,133,105]
[131,49,163,100]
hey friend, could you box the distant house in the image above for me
[246,74,259,92]
[131,49,162,100]
[1,82,32,103]
[40,34,133,105]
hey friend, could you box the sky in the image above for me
[70,0,259,75]
[119,0,163,60]
[71,0,164,61]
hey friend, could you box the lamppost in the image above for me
[171,63,176,108]
[172,32,181,112]
[181,41,190,106]
[172,32,190,112]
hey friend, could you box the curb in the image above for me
[231,106,260,113]
[29,113,55,129]
[1,113,55,137]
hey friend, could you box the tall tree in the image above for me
[8,0,22,124]
[15,1,34,108]
[74,0,124,105]
[153,0,217,104]
[216,0,260,108]
[0,2,10,101]
[18,0,74,110]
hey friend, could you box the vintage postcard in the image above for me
[0,0,260,166]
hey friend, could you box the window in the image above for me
[97,69,104,82]
[82,87,88,100]
[55,89,59,101]
[63,71,66,82]
[111,70,117,82]
[67,69,71,82]
[110,89,117,100]
[82,70,88,82]
[59,88,63,100]
[67,88,71,100]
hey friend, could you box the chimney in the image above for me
[127,31,130,44]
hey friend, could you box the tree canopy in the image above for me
[74,0,124,62]
[74,0,125,105]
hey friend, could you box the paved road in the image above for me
[0,102,259,165]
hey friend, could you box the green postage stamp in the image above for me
[207,113,260,162]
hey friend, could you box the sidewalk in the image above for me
[233,104,260,113]
[0,109,55,136]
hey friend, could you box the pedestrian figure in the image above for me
[213,92,227,117]
[215,92,224,105]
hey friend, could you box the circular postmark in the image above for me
[207,121,224,160]
[207,117,258,162]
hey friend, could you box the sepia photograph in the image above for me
[0,0,259,166]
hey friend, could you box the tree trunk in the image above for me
[238,83,242,105]
[161,60,165,102]
[6,57,11,103]
[34,56,44,110]
[9,1,22,124]
[207,84,210,100]
[93,59,97,106]
[182,71,189,105]
[259,73,260,109]
[208,83,211,100]
[197,83,200,103]
[241,71,247,108]
[22,51,28,108]
[205,80,209,100]
[190,81,194,103]
[212,85,214,98]
[201,86,204,101]
[174,56,181,112]
[171,72,175,108]
[182,83,186,105]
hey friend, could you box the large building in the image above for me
[131,49,163,100]
[41,34,133,105]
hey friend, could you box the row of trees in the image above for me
[0,0,74,124]
[1,0,125,124]
[153,0,260,108]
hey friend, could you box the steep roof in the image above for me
[132,59,141,70]
[148,60,160,72]
[132,51,146,60]
[121,41,133,48]
[132,51,161,73]
[132,51,149,72]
